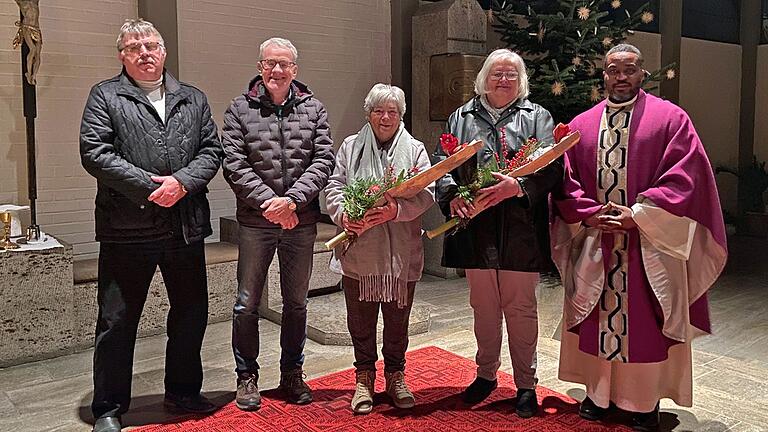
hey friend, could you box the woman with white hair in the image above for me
[434,49,563,418]
[324,83,434,414]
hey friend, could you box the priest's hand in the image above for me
[596,202,637,231]
[474,172,523,210]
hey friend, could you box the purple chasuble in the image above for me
[556,90,727,363]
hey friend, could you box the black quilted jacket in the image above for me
[222,76,334,228]
[80,70,223,244]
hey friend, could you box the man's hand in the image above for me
[279,212,299,230]
[474,172,522,210]
[449,196,475,219]
[596,202,636,232]
[148,176,187,207]
[261,197,295,224]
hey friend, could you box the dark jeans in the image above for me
[232,223,316,376]
[91,239,208,419]
[342,276,416,373]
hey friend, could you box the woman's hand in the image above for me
[474,172,522,210]
[343,194,398,236]
[449,196,475,219]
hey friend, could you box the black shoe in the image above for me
[579,396,608,421]
[631,403,660,432]
[462,377,498,404]
[515,388,538,418]
[163,392,217,414]
[92,416,121,432]
[279,369,313,405]
[236,373,261,411]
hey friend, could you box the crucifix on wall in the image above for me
[11,0,42,241]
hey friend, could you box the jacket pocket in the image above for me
[106,192,158,230]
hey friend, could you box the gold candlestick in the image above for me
[1,212,20,250]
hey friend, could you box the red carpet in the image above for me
[136,346,631,431]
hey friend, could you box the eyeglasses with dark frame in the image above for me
[122,41,164,54]
[259,59,297,70]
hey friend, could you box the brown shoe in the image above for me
[235,373,261,411]
[385,370,415,409]
[351,370,375,414]
[278,368,313,405]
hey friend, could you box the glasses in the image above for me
[490,71,519,81]
[122,41,164,54]
[259,59,297,70]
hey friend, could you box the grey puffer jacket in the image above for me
[434,97,563,271]
[80,70,223,244]
[222,77,335,228]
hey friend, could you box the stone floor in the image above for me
[0,235,766,431]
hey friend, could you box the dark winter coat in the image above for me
[80,70,223,244]
[434,97,563,271]
[221,76,335,228]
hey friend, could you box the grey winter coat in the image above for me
[80,70,223,244]
[222,77,335,228]
[434,97,563,271]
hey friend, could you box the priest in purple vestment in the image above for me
[551,44,727,432]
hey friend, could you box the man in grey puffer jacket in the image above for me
[222,37,334,411]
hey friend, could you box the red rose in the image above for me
[440,133,460,155]
[367,184,381,195]
[553,123,570,143]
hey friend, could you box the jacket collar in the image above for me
[460,96,535,116]
[116,69,190,120]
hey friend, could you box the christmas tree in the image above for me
[492,0,675,123]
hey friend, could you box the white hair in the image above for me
[363,83,407,117]
[259,37,298,61]
[116,18,164,51]
[474,49,529,99]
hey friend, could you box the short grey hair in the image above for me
[363,83,407,117]
[474,49,529,99]
[260,37,298,61]
[116,18,164,51]
[605,43,644,66]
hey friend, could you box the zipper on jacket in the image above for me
[277,108,289,199]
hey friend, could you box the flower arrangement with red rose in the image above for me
[426,123,575,239]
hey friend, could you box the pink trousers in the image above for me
[466,269,540,389]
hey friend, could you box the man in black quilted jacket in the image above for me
[79,19,222,432]
[222,37,334,411]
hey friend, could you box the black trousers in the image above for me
[91,239,208,419]
[343,276,416,373]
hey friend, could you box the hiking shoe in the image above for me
[235,373,261,411]
[351,370,375,414]
[515,388,538,418]
[279,368,313,405]
[462,377,498,404]
[385,370,415,409]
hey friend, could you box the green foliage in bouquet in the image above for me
[492,0,676,123]
[341,166,419,221]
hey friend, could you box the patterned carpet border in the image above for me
[135,346,631,431]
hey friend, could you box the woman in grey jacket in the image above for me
[324,84,434,414]
[434,49,563,418]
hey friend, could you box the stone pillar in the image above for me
[412,0,487,278]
